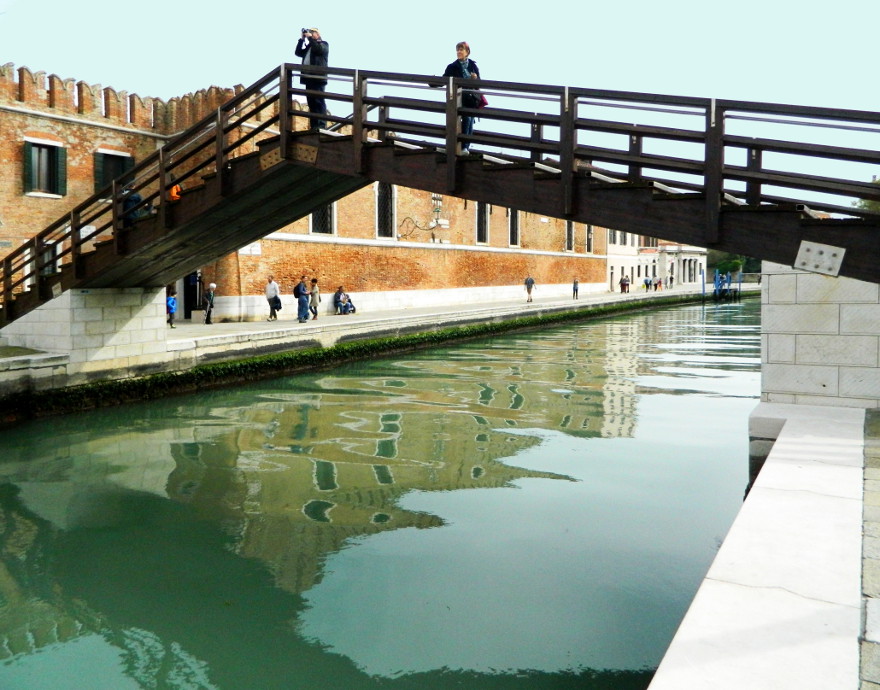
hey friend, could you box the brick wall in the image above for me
[1,61,612,313]
[0,62,237,255]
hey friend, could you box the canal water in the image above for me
[0,299,761,690]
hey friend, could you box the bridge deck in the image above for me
[1,64,878,326]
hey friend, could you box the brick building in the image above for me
[0,62,703,321]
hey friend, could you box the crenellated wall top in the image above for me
[0,62,240,135]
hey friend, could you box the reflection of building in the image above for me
[0,318,655,662]
[600,321,640,438]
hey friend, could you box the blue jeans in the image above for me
[297,295,310,321]
[461,116,474,150]
[304,79,327,130]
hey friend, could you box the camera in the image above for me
[301,28,310,34]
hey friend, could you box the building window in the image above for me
[23,141,67,196]
[476,202,488,244]
[311,204,335,234]
[508,208,519,246]
[376,182,395,238]
[94,151,134,194]
[586,225,594,253]
[619,231,627,245]
[565,221,574,251]
[609,228,617,245]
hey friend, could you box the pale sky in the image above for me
[0,0,876,111]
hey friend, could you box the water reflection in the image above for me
[0,301,760,689]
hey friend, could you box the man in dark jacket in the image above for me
[295,28,329,130]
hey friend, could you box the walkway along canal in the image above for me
[0,285,753,424]
[0,297,761,689]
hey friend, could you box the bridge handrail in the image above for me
[2,63,878,321]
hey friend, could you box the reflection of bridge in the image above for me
[1,64,878,326]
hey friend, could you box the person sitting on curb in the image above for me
[334,286,356,314]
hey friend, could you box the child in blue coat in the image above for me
[167,288,178,328]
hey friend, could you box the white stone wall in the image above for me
[762,261,880,409]
[212,282,608,322]
[0,288,170,384]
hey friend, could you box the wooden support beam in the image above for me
[704,100,723,244]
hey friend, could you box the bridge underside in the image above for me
[3,130,878,326]
[292,132,878,284]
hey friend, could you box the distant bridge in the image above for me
[1,63,878,326]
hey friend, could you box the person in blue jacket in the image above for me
[293,275,311,323]
[167,288,177,328]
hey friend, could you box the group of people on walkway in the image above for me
[642,276,664,291]
[166,281,216,328]
[617,275,673,293]
[172,271,691,328]
[265,275,355,323]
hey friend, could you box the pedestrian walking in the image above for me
[572,278,579,300]
[294,275,311,322]
[203,282,216,324]
[265,276,281,321]
[524,275,536,302]
[309,278,321,320]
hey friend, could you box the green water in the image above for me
[0,300,761,689]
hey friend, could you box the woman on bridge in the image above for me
[443,41,481,153]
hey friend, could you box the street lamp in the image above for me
[398,192,449,240]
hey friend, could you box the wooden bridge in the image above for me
[1,63,878,326]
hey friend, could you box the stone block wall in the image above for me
[1,288,170,384]
[761,261,880,408]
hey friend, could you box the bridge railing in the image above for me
[305,67,879,215]
[2,64,878,323]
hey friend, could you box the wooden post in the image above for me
[704,99,724,244]
[629,131,643,181]
[112,179,125,255]
[352,70,367,174]
[158,146,169,228]
[445,77,459,192]
[746,144,762,207]
[377,105,389,144]
[530,118,541,163]
[279,64,290,160]
[560,87,576,216]
[34,234,46,291]
[215,106,230,196]
[71,208,84,278]
[1,255,11,321]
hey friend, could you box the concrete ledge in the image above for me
[649,402,865,689]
